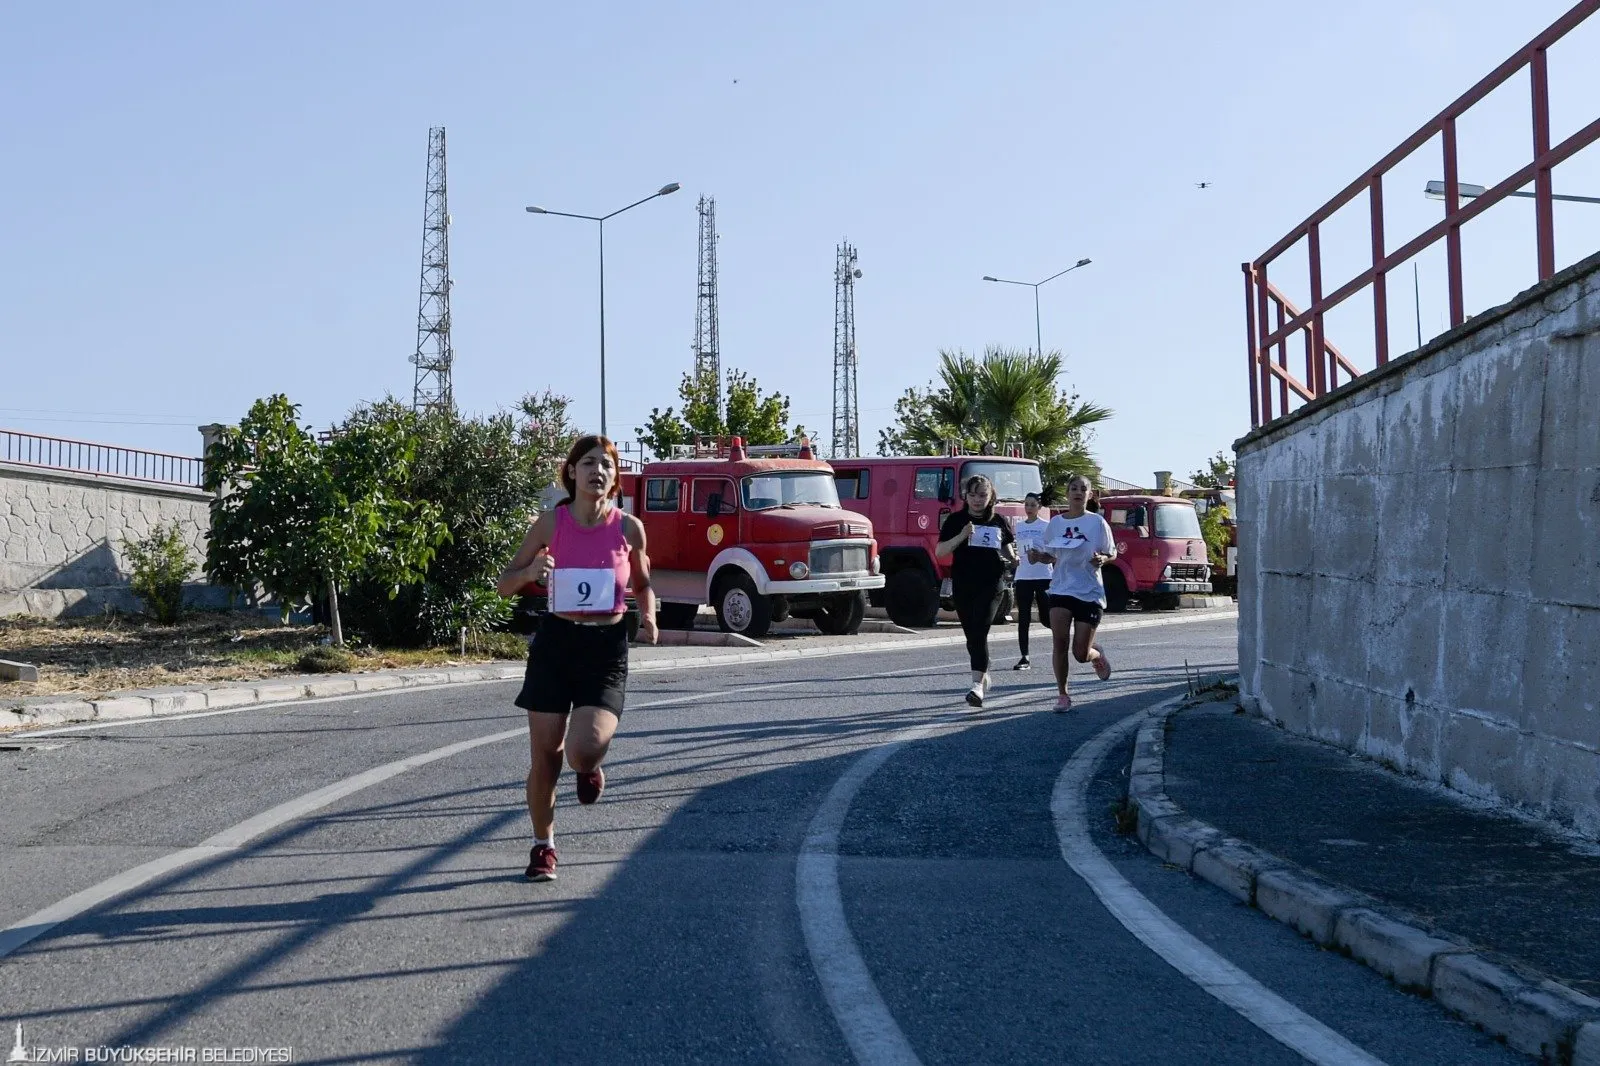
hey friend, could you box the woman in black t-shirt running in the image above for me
[935,474,1017,708]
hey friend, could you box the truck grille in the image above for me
[810,544,870,575]
[1168,563,1208,581]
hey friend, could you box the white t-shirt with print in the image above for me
[1044,512,1117,604]
[1012,516,1053,581]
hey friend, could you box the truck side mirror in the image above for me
[706,493,723,519]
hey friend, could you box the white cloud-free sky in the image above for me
[4,1,1597,484]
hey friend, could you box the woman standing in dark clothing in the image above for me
[935,474,1017,708]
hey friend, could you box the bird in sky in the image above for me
[1196,182,1212,189]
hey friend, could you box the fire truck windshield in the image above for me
[959,461,1043,502]
[741,472,841,511]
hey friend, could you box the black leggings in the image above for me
[1013,579,1050,657]
[953,581,1002,673]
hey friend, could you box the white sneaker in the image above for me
[965,685,984,708]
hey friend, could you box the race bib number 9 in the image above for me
[552,568,616,613]
[969,525,1001,550]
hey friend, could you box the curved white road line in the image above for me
[0,661,974,962]
[1052,704,1389,1066]
[797,729,933,1066]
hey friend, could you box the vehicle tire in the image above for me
[1153,593,1182,611]
[991,587,1014,625]
[657,602,699,630]
[814,591,866,635]
[713,571,773,639]
[885,569,940,628]
[1104,568,1131,613]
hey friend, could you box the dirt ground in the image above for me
[0,611,524,702]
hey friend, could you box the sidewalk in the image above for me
[1132,695,1600,1063]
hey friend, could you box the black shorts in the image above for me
[1048,594,1103,628]
[515,615,629,716]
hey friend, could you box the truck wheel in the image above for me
[1104,568,1130,613]
[814,591,866,635]
[991,587,1014,625]
[657,602,698,630]
[885,569,939,628]
[713,572,772,639]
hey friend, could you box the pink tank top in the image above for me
[548,504,630,615]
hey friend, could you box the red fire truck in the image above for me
[1094,492,1212,611]
[614,437,884,639]
[827,450,1041,628]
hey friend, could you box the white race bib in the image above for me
[969,525,1002,549]
[551,568,616,613]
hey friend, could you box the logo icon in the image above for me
[917,514,928,530]
[8,1023,28,1063]
[706,524,724,546]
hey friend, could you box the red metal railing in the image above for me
[0,428,204,488]
[1244,0,1600,428]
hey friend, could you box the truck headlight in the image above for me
[1161,564,1173,580]
[789,561,810,579]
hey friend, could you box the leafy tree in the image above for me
[877,347,1112,498]
[637,367,800,458]
[340,392,579,646]
[1191,451,1236,489]
[1198,501,1232,570]
[202,395,447,645]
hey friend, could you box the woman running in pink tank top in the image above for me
[496,434,657,883]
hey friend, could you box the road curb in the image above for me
[2,606,1238,735]
[1127,695,1600,1064]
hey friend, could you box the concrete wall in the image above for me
[0,463,230,617]
[1237,250,1600,837]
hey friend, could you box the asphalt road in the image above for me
[0,614,1523,1065]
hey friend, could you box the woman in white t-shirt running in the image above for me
[1027,474,1114,712]
[1010,492,1052,671]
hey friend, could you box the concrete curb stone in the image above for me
[1130,692,1600,1063]
[92,696,153,721]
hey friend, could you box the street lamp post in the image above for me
[526,182,681,437]
[981,258,1093,358]
[1424,180,1600,206]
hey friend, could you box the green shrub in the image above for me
[1199,503,1231,570]
[122,522,195,624]
[297,645,357,673]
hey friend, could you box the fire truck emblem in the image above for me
[707,524,725,546]
[917,514,929,530]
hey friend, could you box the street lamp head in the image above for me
[981,275,998,282]
[1075,257,1092,267]
[657,183,682,197]
[1425,180,1488,201]
[525,206,547,214]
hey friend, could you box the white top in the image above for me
[1012,516,1053,581]
[1044,512,1117,604]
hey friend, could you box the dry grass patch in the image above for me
[0,611,526,702]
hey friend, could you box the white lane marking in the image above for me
[12,607,1236,739]
[1052,704,1389,1066]
[0,662,977,961]
[797,728,937,1066]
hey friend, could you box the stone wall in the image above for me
[0,463,230,617]
[1236,250,1600,837]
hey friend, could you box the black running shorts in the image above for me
[515,615,629,716]
[1048,594,1103,628]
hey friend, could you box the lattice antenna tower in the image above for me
[832,241,862,458]
[692,195,722,419]
[410,126,454,413]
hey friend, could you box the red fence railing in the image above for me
[0,428,205,488]
[1244,0,1600,428]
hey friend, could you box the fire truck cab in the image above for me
[619,437,884,639]
[827,448,1041,628]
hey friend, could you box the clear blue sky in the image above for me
[4,1,1597,485]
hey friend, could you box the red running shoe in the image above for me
[576,768,605,805]
[525,844,558,882]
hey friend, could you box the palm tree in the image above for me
[914,347,1111,496]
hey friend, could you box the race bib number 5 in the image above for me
[969,525,1002,550]
[552,568,616,613]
